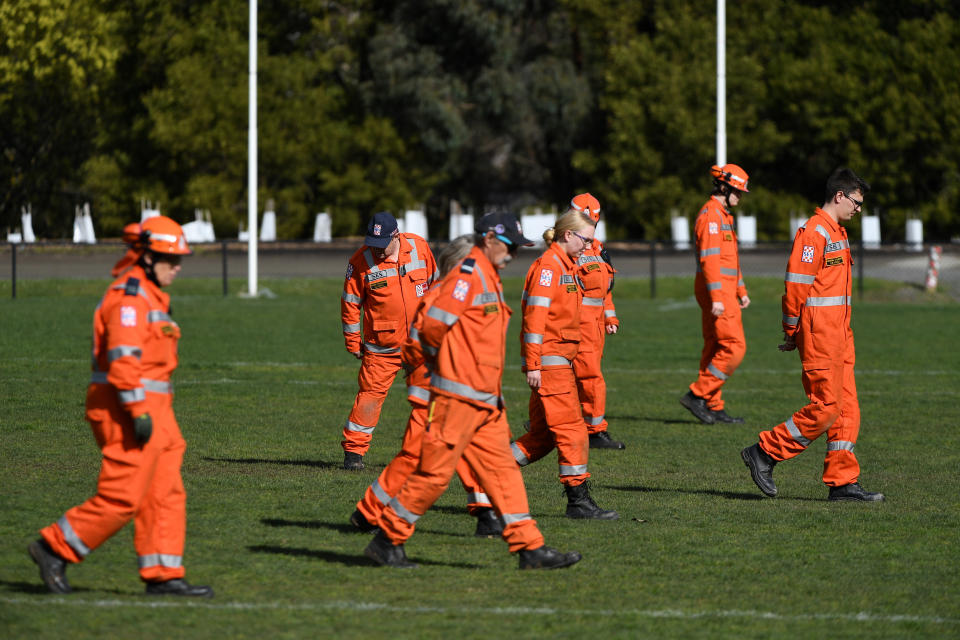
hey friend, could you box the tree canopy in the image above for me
[2,0,959,242]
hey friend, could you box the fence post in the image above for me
[857,238,864,299]
[222,239,228,297]
[650,239,657,299]
[11,242,16,299]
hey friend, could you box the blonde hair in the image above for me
[543,211,593,244]
[438,234,474,277]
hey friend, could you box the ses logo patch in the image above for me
[121,306,137,327]
[538,269,553,287]
[801,245,816,263]
[452,279,470,302]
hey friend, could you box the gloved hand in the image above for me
[133,414,153,445]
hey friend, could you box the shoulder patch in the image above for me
[452,279,471,302]
[345,263,354,279]
[801,245,816,263]
[538,269,553,287]
[460,258,476,273]
[708,221,719,235]
[124,277,140,296]
[121,306,137,327]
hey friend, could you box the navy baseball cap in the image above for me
[365,212,399,248]
[475,211,534,247]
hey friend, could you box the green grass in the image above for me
[2,277,958,639]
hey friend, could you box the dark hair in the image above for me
[825,168,870,203]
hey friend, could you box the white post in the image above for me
[716,0,726,166]
[247,0,258,296]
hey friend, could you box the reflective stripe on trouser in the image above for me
[689,287,746,410]
[40,384,187,582]
[356,404,491,526]
[513,367,589,486]
[379,395,544,553]
[757,338,861,487]
[573,316,608,434]
[342,353,402,455]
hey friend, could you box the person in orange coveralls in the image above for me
[364,212,582,570]
[511,210,618,520]
[350,235,503,539]
[569,193,623,450]
[340,212,438,470]
[28,216,213,597]
[741,168,884,502]
[680,163,752,425]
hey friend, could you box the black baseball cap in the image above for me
[364,212,399,248]
[475,211,534,247]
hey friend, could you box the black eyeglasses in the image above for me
[572,231,594,247]
[843,193,863,209]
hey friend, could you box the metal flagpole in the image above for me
[247,0,258,296]
[716,0,726,167]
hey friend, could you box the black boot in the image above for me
[518,546,582,570]
[589,431,626,450]
[564,482,619,520]
[28,539,71,594]
[343,451,365,470]
[680,391,716,424]
[145,579,214,597]
[473,508,504,538]
[741,443,778,497]
[364,531,417,568]
[350,509,379,533]
[828,483,885,502]
[711,408,744,424]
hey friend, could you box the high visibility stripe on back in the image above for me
[90,372,171,394]
[107,345,142,362]
[431,373,498,408]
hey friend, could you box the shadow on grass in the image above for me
[248,545,482,569]
[0,579,124,596]
[603,484,766,501]
[261,516,477,540]
[201,456,337,469]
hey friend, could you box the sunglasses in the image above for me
[572,231,594,247]
[843,193,863,209]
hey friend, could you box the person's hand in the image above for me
[778,333,797,352]
[133,414,153,445]
[739,295,751,309]
[526,370,542,390]
[350,350,362,360]
[606,324,619,335]
[711,301,725,317]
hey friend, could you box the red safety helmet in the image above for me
[570,192,602,223]
[711,164,750,193]
[113,216,191,276]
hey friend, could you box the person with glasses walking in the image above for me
[511,210,618,520]
[680,163,752,425]
[741,168,884,502]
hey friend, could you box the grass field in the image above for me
[1,275,958,639]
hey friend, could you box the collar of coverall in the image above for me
[814,207,841,232]
[548,236,578,268]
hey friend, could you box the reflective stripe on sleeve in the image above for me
[785,272,816,285]
[341,291,363,305]
[142,379,171,393]
[524,295,551,308]
[523,333,543,344]
[700,248,721,257]
[58,515,90,557]
[107,345,142,362]
[345,420,375,434]
[138,553,183,569]
[604,310,616,318]
[431,374,499,408]
[827,440,856,452]
[785,417,811,447]
[363,342,400,354]
[427,306,459,326]
[388,498,421,525]
[805,296,851,307]
[540,355,572,367]
[511,442,529,466]
[342,322,361,333]
[783,314,799,327]
[707,363,728,381]
[407,385,430,403]
[707,282,722,291]
[118,387,146,404]
[559,464,588,476]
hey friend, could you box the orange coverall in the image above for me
[340,233,438,455]
[377,247,544,553]
[355,284,491,525]
[689,197,748,411]
[573,240,618,435]
[511,242,589,486]
[757,208,860,486]
[39,265,189,583]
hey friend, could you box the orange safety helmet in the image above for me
[113,216,191,276]
[711,164,750,193]
[570,192,602,223]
